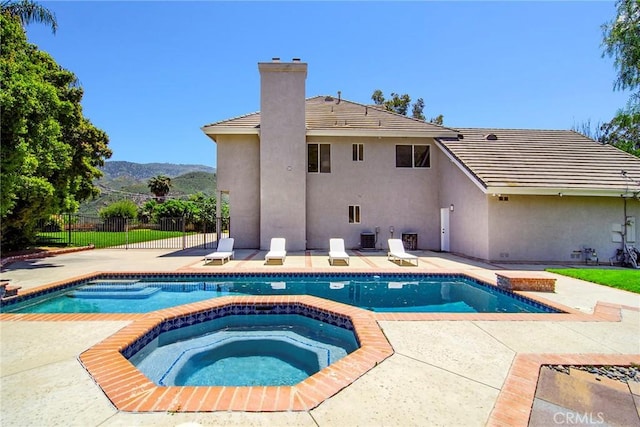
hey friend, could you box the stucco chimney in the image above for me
[257,59,308,251]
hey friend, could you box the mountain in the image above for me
[101,161,216,181]
[78,161,217,216]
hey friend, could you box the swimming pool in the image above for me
[1,273,560,314]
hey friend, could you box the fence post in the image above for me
[125,218,129,250]
[67,213,72,246]
[182,216,186,249]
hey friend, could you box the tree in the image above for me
[602,0,640,95]
[571,119,604,141]
[601,0,640,157]
[371,91,411,116]
[430,114,444,126]
[371,90,443,124]
[1,13,111,251]
[148,175,172,202]
[137,199,157,223]
[600,106,640,157]
[412,98,425,121]
[1,0,57,34]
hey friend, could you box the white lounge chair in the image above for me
[204,238,235,264]
[265,238,286,264]
[328,238,349,265]
[387,238,419,266]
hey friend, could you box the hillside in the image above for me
[101,161,216,182]
[78,162,217,216]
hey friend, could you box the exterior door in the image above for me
[440,208,450,252]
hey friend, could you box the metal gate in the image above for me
[35,214,230,250]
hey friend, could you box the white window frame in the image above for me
[348,205,361,224]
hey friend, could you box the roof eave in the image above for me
[201,126,260,142]
[307,129,459,138]
[485,186,638,197]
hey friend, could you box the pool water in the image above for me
[5,274,558,314]
[180,353,308,386]
[130,314,358,386]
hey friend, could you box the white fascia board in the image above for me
[306,129,459,138]
[201,127,260,141]
[485,186,637,198]
[435,140,488,193]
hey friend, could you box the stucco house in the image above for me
[202,58,640,263]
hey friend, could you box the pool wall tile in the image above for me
[2,271,563,315]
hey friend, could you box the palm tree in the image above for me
[148,175,172,203]
[1,0,57,34]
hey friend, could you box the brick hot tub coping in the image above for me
[496,271,557,292]
[79,295,393,412]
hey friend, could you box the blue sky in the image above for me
[27,1,628,168]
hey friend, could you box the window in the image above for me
[396,145,430,168]
[348,205,361,224]
[308,143,331,173]
[352,143,364,161]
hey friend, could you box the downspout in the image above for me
[623,196,628,249]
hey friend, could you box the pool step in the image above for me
[78,281,145,293]
[69,286,160,299]
[86,279,141,287]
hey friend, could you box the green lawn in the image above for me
[546,268,640,294]
[37,230,192,249]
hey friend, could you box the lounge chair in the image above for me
[265,238,286,264]
[328,238,350,265]
[387,238,419,266]
[204,238,235,264]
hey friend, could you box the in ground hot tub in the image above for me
[129,314,359,386]
[80,295,393,412]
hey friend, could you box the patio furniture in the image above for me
[328,238,350,265]
[265,238,287,264]
[387,238,418,266]
[204,238,235,264]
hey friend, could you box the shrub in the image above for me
[41,215,65,232]
[99,200,138,220]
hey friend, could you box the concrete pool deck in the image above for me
[1,247,639,426]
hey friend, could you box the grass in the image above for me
[546,268,640,294]
[37,230,193,249]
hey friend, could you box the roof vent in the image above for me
[271,57,280,62]
[457,133,464,140]
[324,96,334,102]
[485,133,498,141]
[292,57,301,62]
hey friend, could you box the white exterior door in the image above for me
[440,208,450,252]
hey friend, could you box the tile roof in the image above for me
[202,95,459,138]
[201,97,640,197]
[438,128,640,196]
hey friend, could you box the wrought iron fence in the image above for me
[35,214,230,250]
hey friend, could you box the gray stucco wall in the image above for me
[258,62,307,250]
[436,148,490,259]
[306,136,441,250]
[487,195,640,263]
[216,135,260,249]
